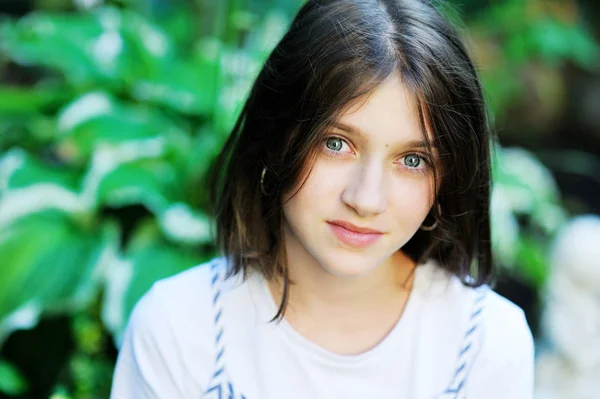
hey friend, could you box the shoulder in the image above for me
[420,261,533,355]
[426,263,535,397]
[149,256,228,303]
[114,257,233,396]
[466,288,535,398]
[441,271,533,364]
[129,256,236,350]
[129,257,222,342]
[478,289,534,364]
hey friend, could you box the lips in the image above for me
[327,220,384,234]
[327,220,384,248]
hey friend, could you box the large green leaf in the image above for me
[0,183,83,227]
[516,236,549,287]
[527,18,600,69]
[491,145,567,277]
[55,92,189,164]
[131,56,218,116]
[0,12,114,86]
[0,359,27,396]
[0,7,175,88]
[101,219,208,344]
[490,185,519,268]
[118,8,209,109]
[0,149,87,226]
[0,148,80,192]
[118,8,174,68]
[0,86,72,115]
[1,116,60,151]
[0,211,116,341]
[96,159,182,214]
[183,128,226,197]
[493,147,562,218]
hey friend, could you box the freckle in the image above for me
[385,144,388,148]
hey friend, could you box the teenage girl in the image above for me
[111,0,534,398]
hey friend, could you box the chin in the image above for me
[318,251,382,279]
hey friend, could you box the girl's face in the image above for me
[282,74,438,278]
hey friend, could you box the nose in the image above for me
[341,161,387,217]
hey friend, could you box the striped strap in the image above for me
[204,259,247,399]
[438,286,488,399]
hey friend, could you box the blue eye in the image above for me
[404,154,421,168]
[399,153,431,174]
[326,137,344,152]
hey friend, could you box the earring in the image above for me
[419,204,441,231]
[260,167,268,196]
[419,219,438,231]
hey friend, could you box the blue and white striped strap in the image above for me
[204,259,247,399]
[437,286,488,399]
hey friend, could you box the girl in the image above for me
[111,0,534,398]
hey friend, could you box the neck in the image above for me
[289,250,413,308]
[267,249,416,355]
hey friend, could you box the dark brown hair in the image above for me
[209,0,494,318]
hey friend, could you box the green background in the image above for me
[0,0,598,397]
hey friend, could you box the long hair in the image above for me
[209,0,493,319]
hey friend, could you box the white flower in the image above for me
[544,268,600,370]
[551,215,600,289]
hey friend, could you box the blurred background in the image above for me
[0,0,598,397]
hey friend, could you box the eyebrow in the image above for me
[332,121,437,151]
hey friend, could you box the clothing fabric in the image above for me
[111,257,534,399]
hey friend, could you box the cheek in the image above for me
[282,161,339,221]
[389,178,434,221]
[287,159,345,201]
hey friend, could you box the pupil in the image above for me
[327,138,342,151]
[406,155,420,167]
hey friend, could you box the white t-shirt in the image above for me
[111,257,534,399]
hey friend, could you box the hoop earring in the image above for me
[419,204,441,231]
[419,219,438,231]
[260,167,268,196]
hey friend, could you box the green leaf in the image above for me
[96,159,182,214]
[493,147,560,215]
[55,92,185,164]
[0,183,83,227]
[0,211,107,338]
[101,219,208,344]
[0,8,173,88]
[0,149,87,226]
[516,237,549,288]
[0,359,27,396]
[124,222,205,316]
[77,132,193,212]
[0,148,80,192]
[0,12,110,85]
[0,86,72,115]
[566,24,600,70]
[490,186,519,268]
[118,9,174,71]
[131,57,218,116]
[183,129,226,196]
[528,19,569,66]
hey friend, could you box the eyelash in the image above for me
[322,136,432,175]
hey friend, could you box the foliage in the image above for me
[453,0,600,122]
[0,1,296,396]
[0,0,597,396]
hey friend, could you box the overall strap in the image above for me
[204,258,247,399]
[437,285,488,399]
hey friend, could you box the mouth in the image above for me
[326,220,384,248]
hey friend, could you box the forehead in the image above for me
[335,74,432,143]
